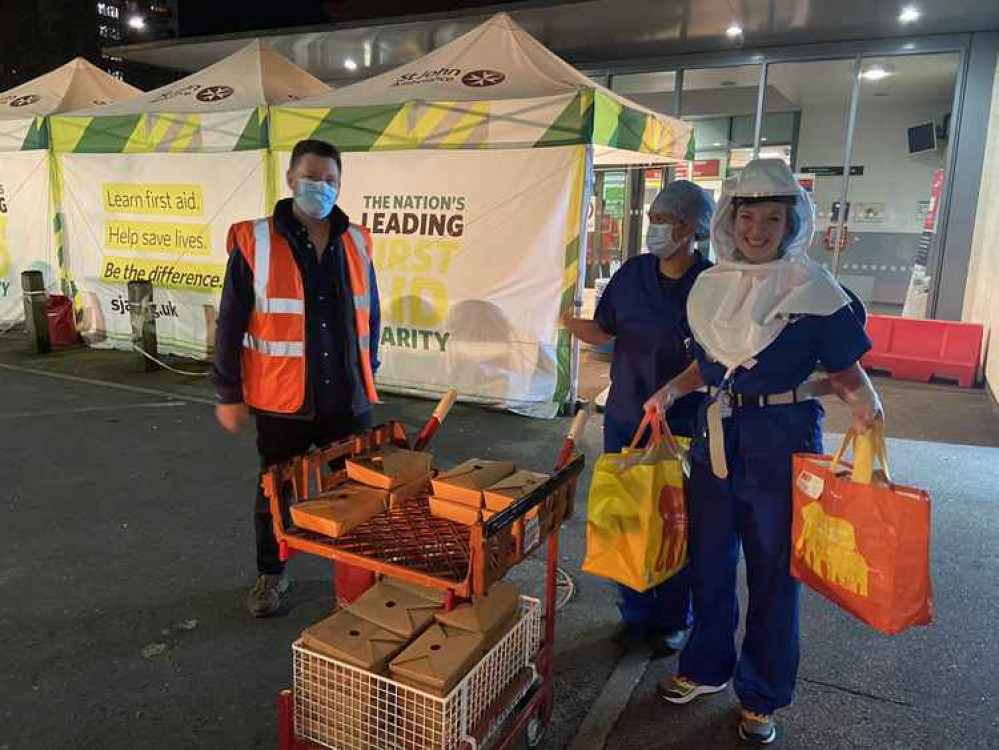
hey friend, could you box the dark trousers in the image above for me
[254,410,372,575]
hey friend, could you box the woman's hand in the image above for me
[828,363,884,434]
[643,361,704,421]
[849,394,883,434]
[643,383,675,422]
[562,314,613,346]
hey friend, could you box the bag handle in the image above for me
[629,408,682,458]
[830,418,892,485]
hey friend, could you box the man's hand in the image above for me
[216,402,250,434]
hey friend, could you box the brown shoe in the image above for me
[247,574,289,617]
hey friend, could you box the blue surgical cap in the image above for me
[651,180,716,241]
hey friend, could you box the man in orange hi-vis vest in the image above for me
[213,139,380,617]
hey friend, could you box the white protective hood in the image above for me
[687,159,851,372]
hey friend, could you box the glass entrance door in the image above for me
[586,169,629,287]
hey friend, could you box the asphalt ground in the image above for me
[0,336,996,749]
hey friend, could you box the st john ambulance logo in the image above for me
[9,94,41,107]
[195,85,234,103]
[461,70,506,87]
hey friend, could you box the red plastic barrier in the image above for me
[45,295,81,348]
[862,314,983,388]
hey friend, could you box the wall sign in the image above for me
[800,165,865,177]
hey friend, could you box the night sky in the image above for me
[178,1,526,36]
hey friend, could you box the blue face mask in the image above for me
[294,179,338,219]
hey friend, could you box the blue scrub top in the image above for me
[595,252,712,448]
[694,291,871,394]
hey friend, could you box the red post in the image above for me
[545,531,558,651]
[333,562,376,608]
[277,689,295,750]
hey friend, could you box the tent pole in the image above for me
[568,145,595,412]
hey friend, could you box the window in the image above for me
[97,2,120,19]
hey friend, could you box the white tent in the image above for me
[50,41,329,357]
[0,58,139,323]
[270,13,691,416]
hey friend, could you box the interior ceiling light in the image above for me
[861,66,893,81]
[899,6,921,23]
[344,58,358,71]
[726,24,744,38]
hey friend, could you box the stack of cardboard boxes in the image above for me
[289,446,433,538]
[300,578,521,748]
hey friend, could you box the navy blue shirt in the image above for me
[213,199,380,418]
[694,293,870,394]
[595,252,712,445]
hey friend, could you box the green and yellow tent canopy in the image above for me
[270,13,693,164]
[49,41,329,155]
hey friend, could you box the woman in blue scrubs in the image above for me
[565,180,715,655]
[645,160,883,745]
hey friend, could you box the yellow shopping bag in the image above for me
[582,410,689,592]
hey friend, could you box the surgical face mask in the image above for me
[294,179,338,219]
[646,223,684,259]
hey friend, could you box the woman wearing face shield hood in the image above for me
[644,160,882,744]
[564,180,714,656]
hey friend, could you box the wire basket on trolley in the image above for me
[293,596,543,750]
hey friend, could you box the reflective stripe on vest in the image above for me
[243,333,304,358]
[343,225,380,404]
[249,220,305,315]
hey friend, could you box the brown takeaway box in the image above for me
[301,609,408,673]
[434,582,520,648]
[348,581,440,640]
[429,496,482,526]
[346,446,433,490]
[389,623,487,697]
[481,470,550,512]
[289,483,388,538]
[431,459,516,507]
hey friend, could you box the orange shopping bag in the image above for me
[791,422,932,635]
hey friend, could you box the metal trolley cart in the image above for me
[266,401,588,750]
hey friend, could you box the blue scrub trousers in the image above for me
[604,410,693,633]
[678,402,821,714]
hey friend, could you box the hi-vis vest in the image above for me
[226,217,379,414]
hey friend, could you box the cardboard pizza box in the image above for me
[301,609,408,674]
[384,577,448,605]
[289,483,387,538]
[434,582,520,647]
[481,470,550,512]
[346,446,433,490]
[348,581,439,640]
[388,473,432,510]
[429,496,482,526]
[431,459,516,507]
[388,623,486,697]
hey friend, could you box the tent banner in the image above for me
[0,151,55,322]
[276,144,586,416]
[0,116,48,152]
[59,150,268,357]
[593,91,691,161]
[270,92,590,153]
[50,107,267,154]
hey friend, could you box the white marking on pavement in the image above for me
[0,401,187,419]
[566,646,652,750]
[0,362,215,405]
